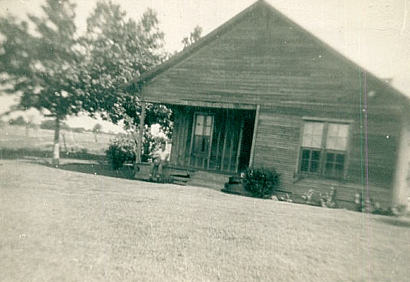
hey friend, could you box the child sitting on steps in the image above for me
[150,140,169,182]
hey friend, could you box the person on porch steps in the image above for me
[150,140,169,181]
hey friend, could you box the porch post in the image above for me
[249,104,260,168]
[136,101,146,163]
[235,117,245,172]
[392,115,409,210]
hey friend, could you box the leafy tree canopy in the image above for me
[182,25,203,48]
[0,0,85,120]
[80,0,172,134]
[0,0,174,162]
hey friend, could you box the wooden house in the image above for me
[132,0,409,210]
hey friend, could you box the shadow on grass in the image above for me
[0,148,105,162]
[376,217,410,228]
[57,162,135,180]
[0,147,136,180]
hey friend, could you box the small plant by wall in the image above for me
[243,167,280,198]
[354,193,406,216]
[106,136,137,170]
[289,187,338,208]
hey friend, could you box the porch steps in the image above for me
[187,170,233,190]
[170,173,190,186]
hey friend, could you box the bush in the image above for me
[243,167,280,198]
[106,136,137,170]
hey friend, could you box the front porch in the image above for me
[169,105,256,174]
[134,102,258,188]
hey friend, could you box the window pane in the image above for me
[195,115,204,135]
[302,122,324,148]
[326,123,349,151]
[204,126,212,136]
[206,115,213,126]
[312,151,321,161]
[326,153,335,163]
[302,149,310,160]
[324,152,345,178]
[310,160,320,173]
[300,149,321,173]
[310,151,321,173]
[301,159,309,172]
[336,154,345,164]
[196,115,204,125]
[327,137,347,151]
[338,124,349,137]
[300,150,310,172]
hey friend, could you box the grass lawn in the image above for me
[0,159,409,281]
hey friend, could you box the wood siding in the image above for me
[141,2,407,209]
[142,4,402,111]
[251,106,401,208]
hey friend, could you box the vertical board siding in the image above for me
[171,107,250,173]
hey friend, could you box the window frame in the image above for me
[296,117,353,180]
[191,112,215,156]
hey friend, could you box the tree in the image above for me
[0,0,85,165]
[182,25,202,48]
[92,123,102,143]
[81,1,172,141]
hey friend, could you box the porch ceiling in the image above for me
[142,98,257,110]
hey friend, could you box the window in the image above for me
[299,120,350,179]
[193,114,213,154]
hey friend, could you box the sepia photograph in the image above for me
[0,0,409,281]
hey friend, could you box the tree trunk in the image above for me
[52,117,60,166]
[61,132,68,153]
[134,102,146,177]
[136,102,146,164]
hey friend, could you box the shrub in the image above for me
[243,167,280,198]
[106,136,137,170]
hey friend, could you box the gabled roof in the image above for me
[132,0,408,102]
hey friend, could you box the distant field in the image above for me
[0,124,115,155]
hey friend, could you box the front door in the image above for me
[190,113,214,168]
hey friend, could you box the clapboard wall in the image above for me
[142,2,403,110]
[252,105,401,208]
[140,1,408,208]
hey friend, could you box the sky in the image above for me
[0,0,409,131]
